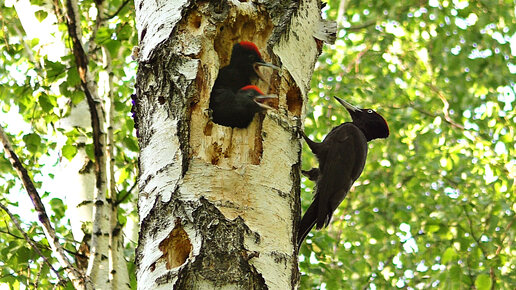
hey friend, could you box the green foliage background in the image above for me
[0,0,138,288]
[0,0,514,289]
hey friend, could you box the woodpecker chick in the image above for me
[298,97,389,248]
[211,85,277,128]
[211,41,280,93]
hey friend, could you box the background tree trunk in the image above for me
[134,0,333,288]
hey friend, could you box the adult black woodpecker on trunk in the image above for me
[297,97,389,248]
[211,85,277,128]
[211,41,280,93]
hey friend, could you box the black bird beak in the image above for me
[254,94,278,110]
[334,96,362,113]
[254,61,280,85]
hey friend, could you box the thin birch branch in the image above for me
[0,126,88,289]
[0,203,63,282]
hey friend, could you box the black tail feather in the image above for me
[297,201,318,249]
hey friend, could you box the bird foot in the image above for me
[301,168,320,181]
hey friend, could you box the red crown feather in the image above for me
[238,41,261,58]
[240,85,264,95]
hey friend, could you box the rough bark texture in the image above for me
[134,0,328,288]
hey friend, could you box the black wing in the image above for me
[314,123,368,229]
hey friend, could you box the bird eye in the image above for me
[367,109,373,113]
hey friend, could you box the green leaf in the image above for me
[22,133,41,153]
[427,224,440,233]
[85,143,95,161]
[66,68,81,87]
[38,93,56,112]
[70,91,85,105]
[34,10,48,22]
[105,39,122,56]
[442,247,456,264]
[114,99,126,112]
[118,24,133,40]
[16,246,32,263]
[125,118,135,132]
[44,59,66,79]
[95,27,111,43]
[117,168,129,184]
[123,137,139,152]
[475,274,492,290]
[49,198,66,218]
[2,103,10,112]
[30,38,40,47]
[62,144,78,161]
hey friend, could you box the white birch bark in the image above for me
[101,45,131,289]
[134,0,334,288]
[63,0,110,287]
[55,101,94,243]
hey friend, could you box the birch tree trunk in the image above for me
[134,1,334,288]
[55,0,131,287]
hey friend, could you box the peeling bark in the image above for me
[134,0,334,288]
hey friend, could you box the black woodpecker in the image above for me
[297,97,389,248]
[211,85,277,128]
[211,41,280,93]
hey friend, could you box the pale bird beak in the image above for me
[333,96,362,112]
[254,62,281,85]
[254,94,278,110]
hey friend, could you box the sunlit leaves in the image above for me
[1,0,138,288]
[34,9,48,23]
[62,144,78,161]
[49,198,66,220]
[475,273,492,290]
[22,132,41,153]
[44,59,66,79]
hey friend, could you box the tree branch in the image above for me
[64,0,104,197]
[0,228,85,258]
[336,0,347,24]
[114,180,137,206]
[346,20,377,31]
[343,45,371,73]
[0,126,88,289]
[424,82,465,130]
[105,0,130,19]
[495,216,514,256]
[87,1,104,53]
[11,24,40,70]
[0,203,63,282]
